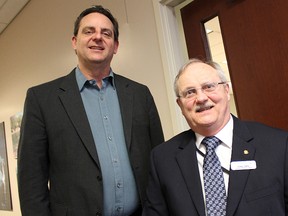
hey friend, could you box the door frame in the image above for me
[152,0,193,135]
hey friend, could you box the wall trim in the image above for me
[152,0,189,135]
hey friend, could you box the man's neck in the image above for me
[78,63,111,89]
[78,63,110,81]
[192,114,231,137]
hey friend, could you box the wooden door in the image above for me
[181,0,288,130]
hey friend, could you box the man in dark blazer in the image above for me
[17,6,164,216]
[143,58,288,216]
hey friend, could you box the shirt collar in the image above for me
[195,115,234,149]
[75,67,115,91]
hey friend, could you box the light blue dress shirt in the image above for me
[76,68,139,216]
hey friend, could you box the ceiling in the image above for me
[0,0,30,35]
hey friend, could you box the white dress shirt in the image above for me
[195,115,234,198]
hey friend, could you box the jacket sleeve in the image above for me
[142,149,169,216]
[17,88,51,216]
[146,87,164,147]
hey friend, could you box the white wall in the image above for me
[0,0,174,215]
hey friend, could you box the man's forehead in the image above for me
[182,63,217,78]
[187,62,214,71]
[80,12,112,27]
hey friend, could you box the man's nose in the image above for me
[91,32,102,40]
[195,89,209,102]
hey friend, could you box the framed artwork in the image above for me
[0,122,12,210]
[10,112,23,159]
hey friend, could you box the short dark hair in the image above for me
[73,5,119,41]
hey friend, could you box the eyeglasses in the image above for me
[178,82,227,99]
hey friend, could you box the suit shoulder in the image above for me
[30,76,65,90]
[114,73,148,89]
[153,130,194,152]
[244,120,288,135]
[238,120,288,145]
[27,70,75,93]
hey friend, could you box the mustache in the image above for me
[194,103,214,112]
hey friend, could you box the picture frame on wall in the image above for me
[10,112,23,159]
[0,122,12,211]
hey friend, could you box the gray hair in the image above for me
[174,58,228,97]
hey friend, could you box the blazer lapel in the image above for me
[114,74,133,149]
[176,131,206,216]
[58,70,100,167]
[226,117,256,216]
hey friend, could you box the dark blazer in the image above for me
[143,116,288,216]
[17,69,164,216]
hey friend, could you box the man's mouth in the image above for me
[195,105,214,113]
[89,46,104,50]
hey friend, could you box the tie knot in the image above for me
[202,136,221,151]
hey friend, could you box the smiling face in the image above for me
[176,62,231,136]
[72,12,119,69]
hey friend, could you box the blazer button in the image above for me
[96,212,102,216]
[97,175,102,181]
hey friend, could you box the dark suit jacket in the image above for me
[17,69,164,216]
[143,116,288,216]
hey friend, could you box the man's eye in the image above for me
[186,89,196,95]
[203,83,215,90]
[103,31,112,37]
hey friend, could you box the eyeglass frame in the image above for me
[177,82,227,99]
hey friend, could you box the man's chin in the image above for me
[195,116,216,128]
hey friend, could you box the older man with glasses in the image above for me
[143,58,288,216]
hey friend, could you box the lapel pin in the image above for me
[244,150,249,155]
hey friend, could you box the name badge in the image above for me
[230,160,257,171]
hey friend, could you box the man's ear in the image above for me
[113,40,119,54]
[225,83,231,101]
[71,36,77,49]
[176,98,181,107]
